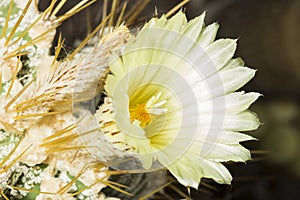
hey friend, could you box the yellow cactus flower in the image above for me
[103,11,260,188]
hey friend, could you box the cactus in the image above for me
[0,0,130,199]
[0,0,260,199]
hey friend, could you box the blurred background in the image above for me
[39,0,300,199]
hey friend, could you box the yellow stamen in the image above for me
[130,92,167,127]
[130,104,152,127]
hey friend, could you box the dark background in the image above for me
[38,0,300,199]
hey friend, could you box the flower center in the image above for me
[130,103,151,127]
[129,92,167,128]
